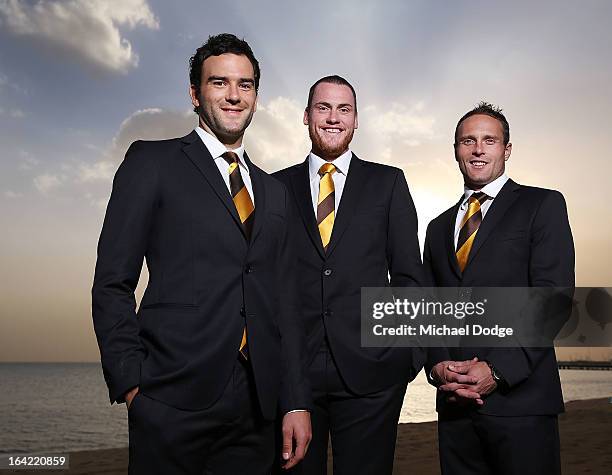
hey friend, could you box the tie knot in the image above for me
[222,151,239,165]
[470,191,490,206]
[318,162,336,177]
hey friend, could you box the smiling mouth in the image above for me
[470,160,487,169]
[222,108,243,114]
[321,127,343,134]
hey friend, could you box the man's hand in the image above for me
[125,386,139,409]
[432,358,483,405]
[280,411,312,470]
[439,361,497,398]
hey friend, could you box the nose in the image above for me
[326,109,340,124]
[473,141,484,157]
[226,83,240,104]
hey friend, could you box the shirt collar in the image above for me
[460,173,509,208]
[195,126,249,174]
[308,149,352,181]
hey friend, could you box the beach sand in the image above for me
[5,398,610,474]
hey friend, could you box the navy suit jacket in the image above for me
[92,130,311,419]
[424,179,575,416]
[274,155,426,394]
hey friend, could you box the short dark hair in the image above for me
[306,75,357,111]
[189,33,260,114]
[455,101,510,145]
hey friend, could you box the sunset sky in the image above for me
[0,0,611,362]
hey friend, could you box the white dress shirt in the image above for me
[308,149,352,215]
[453,173,509,249]
[195,127,255,204]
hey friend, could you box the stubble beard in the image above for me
[200,106,255,144]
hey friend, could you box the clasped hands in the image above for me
[431,357,497,406]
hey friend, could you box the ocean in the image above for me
[1,363,611,454]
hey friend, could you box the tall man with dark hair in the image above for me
[92,33,311,474]
[424,102,574,474]
[273,76,424,474]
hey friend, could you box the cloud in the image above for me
[0,72,27,94]
[77,160,116,183]
[0,107,25,118]
[111,108,196,158]
[245,97,311,172]
[361,102,436,147]
[83,191,109,210]
[0,0,159,73]
[18,154,40,171]
[3,190,23,199]
[73,107,195,184]
[33,173,64,193]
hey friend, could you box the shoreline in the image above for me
[3,398,610,474]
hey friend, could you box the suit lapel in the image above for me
[465,179,521,268]
[244,151,265,246]
[290,159,325,259]
[325,155,367,258]
[181,131,245,237]
[446,198,463,278]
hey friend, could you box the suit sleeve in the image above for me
[486,191,575,388]
[386,169,427,377]
[91,141,158,404]
[422,222,451,385]
[387,169,425,287]
[277,186,313,414]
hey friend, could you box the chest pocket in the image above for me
[496,230,528,242]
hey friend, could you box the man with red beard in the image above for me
[273,76,425,474]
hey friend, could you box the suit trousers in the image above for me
[128,357,274,475]
[288,342,407,475]
[438,411,561,475]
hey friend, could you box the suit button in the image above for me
[458,288,472,300]
[245,265,254,274]
[323,310,333,318]
[323,269,333,277]
[240,307,246,317]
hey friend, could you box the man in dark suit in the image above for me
[424,102,574,474]
[273,76,424,474]
[92,33,311,475]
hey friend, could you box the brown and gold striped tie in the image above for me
[222,151,254,240]
[456,192,490,272]
[317,163,336,252]
[222,151,253,359]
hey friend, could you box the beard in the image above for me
[200,105,255,143]
[309,123,354,160]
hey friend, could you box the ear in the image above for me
[253,94,258,113]
[303,108,309,126]
[189,85,199,109]
[504,142,512,161]
[354,112,358,130]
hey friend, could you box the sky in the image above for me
[0,0,611,362]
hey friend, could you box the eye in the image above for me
[211,80,226,87]
[239,82,254,91]
[461,138,475,146]
[339,107,350,114]
[484,138,496,145]
[317,105,329,112]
